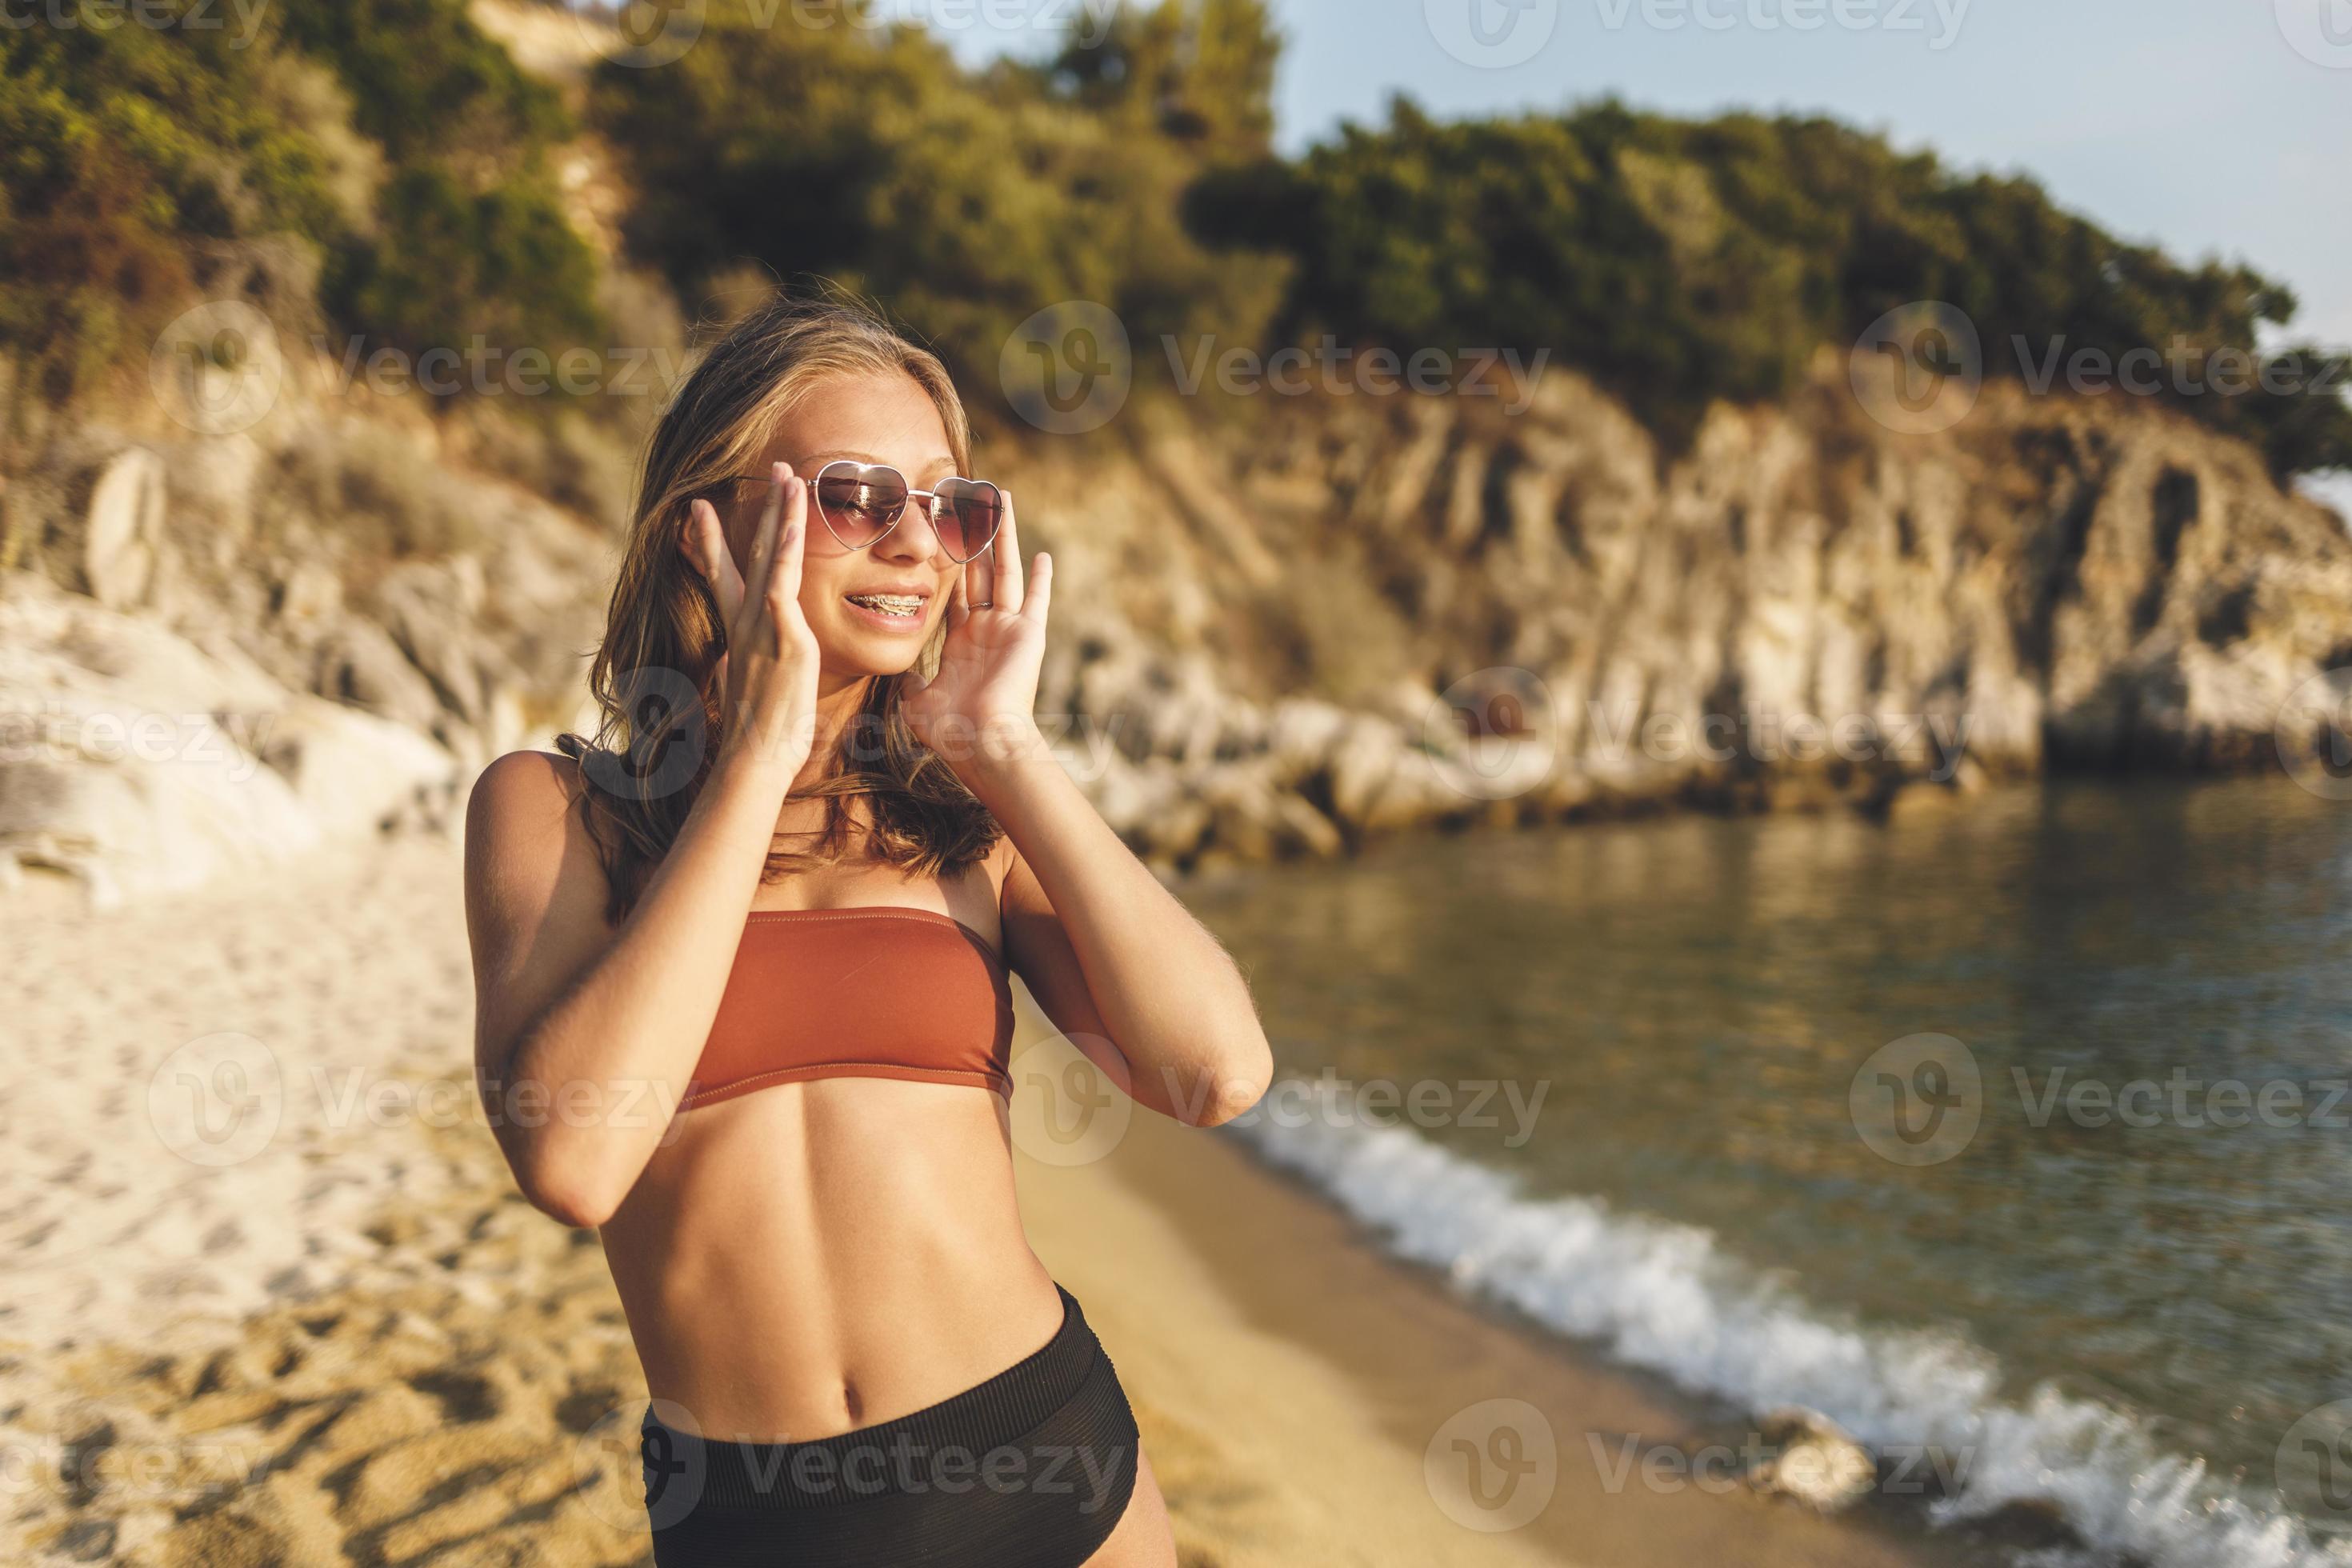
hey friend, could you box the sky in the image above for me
[882,0,2350,497]
[1263,0,2352,346]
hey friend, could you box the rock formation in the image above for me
[4,346,2347,901]
[996,356,2352,865]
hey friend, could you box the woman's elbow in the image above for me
[507,1136,629,1230]
[1190,1031,1274,1127]
[528,1173,621,1231]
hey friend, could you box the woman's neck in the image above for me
[780,672,888,796]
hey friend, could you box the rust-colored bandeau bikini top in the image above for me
[678,906,1017,1112]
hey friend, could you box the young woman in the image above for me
[461,294,1274,1565]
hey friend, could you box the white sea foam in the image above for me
[1226,1078,2352,1568]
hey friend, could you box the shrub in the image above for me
[1192,97,2351,475]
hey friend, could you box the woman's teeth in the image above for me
[847,593,923,616]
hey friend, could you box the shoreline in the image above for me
[1015,1035,1987,1568]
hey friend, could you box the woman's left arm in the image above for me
[902,490,1273,1126]
[976,745,1274,1126]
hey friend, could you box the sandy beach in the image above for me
[2,822,1973,1566]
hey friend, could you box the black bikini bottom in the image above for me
[638,1283,1139,1566]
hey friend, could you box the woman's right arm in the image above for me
[461,466,818,1228]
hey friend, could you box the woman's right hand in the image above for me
[683,462,821,781]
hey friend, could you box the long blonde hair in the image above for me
[558,290,1002,924]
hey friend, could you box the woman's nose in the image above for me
[879,497,949,563]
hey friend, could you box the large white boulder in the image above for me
[0,574,458,906]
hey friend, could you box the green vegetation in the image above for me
[1189,97,2350,473]
[0,7,360,402]
[0,0,602,410]
[589,0,1289,398]
[2,0,2344,478]
[278,0,602,358]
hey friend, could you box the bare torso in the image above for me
[594,852,1066,1445]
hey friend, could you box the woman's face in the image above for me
[730,370,966,678]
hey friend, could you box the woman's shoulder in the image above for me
[466,748,598,863]
[473,746,586,802]
[464,748,614,930]
[469,747,590,827]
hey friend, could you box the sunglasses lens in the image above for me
[931,477,1004,562]
[814,464,906,547]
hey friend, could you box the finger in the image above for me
[943,552,973,636]
[686,499,746,626]
[990,489,1024,616]
[768,473,809,612]
[1024,549,1052,626]
[742,462,791,624]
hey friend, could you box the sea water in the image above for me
[1190,777,2352,1566]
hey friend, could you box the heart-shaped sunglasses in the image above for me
[726,460,1004,565]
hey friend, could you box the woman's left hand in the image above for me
[902,490,1052,770]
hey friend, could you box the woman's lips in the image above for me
[842,593,929,631]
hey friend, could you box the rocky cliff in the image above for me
[2,344,2347,902]
[0,386,614,902]
[996,354,2352,865]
